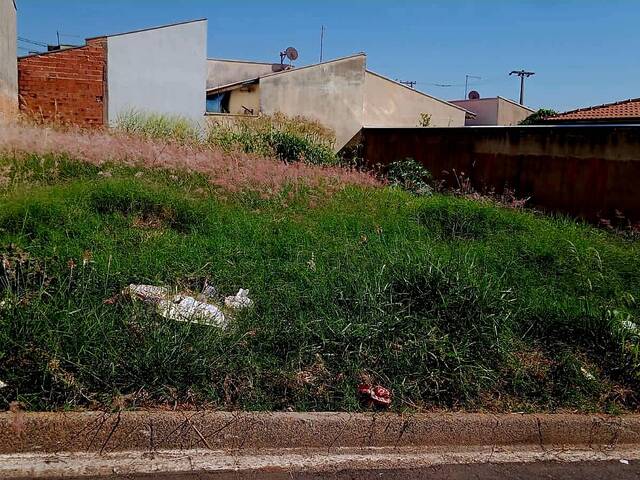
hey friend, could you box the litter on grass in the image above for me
[225,288,254,310]
[124,284,226,327]
[157,294,226,327]
[358,384,392,408]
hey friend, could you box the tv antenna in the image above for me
[464,74,481,99]
[509,69,535,104]
[398,80,417,89]
[280,47,299,65]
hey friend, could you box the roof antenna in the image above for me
[319,26,325,63]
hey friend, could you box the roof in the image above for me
[548,98,640,121]
[86,18,206,40]
[206,53,367,94]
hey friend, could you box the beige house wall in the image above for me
[228,84,260,115]
[259,55,367,149]
[451,97,533,126]
[207,59,277,89]
[497,97,535,126]
[0,0,17,122]
[364,71,466,128]
[450,98,498,126]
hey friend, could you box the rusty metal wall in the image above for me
[361,126,640,222]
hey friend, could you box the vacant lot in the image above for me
[0,129,638,413]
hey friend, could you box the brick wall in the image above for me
[18,38,106,126]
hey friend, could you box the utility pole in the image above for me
[398,80,416,89]
[464,74,481,99]
[509,69,535,104]
[319,25,325,63]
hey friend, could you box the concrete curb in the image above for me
[1,412,640,478]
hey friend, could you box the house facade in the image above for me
[18,20,207,126]
[206,54,468,150]
[0,0,17,122]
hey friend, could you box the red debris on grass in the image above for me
[358,384,392,408]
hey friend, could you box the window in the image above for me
[206,92,230,113]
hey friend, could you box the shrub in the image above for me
[385,158,433,195]
[519,108,558,125]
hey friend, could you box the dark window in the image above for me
[206,92,230,113]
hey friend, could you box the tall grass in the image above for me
[0,154,638,413]
[0,123,378,196]
[113,110,339,166]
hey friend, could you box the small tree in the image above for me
[519,108,558,125]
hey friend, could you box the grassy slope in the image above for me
[0,154,639,412]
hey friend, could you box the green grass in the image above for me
[0,153,639,412]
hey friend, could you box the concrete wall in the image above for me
[361,126,640,222]
[207,59,279,89]
[107,20,207,123]
[364,71,466,128]
[0,0,17,122]
[451,97,533,126]
[18,38,107,126]
[260,55,367,150]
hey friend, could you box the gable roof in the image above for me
[451,96,534,113]
[548,98,640,122]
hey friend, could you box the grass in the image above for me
[0,151,639,413]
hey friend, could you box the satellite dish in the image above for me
[280,47,299,64]
[468,90,480,100]
[285,47,299,61]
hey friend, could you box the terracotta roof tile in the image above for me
[548,98,640,121]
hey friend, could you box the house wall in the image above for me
[450,98,498,126]
[207,59,278,89]
[259,55,367,150]
[497,98,534,126]
[361,126,640,222]
[228,84,260,115]
[0,0,18,122]
[451,97,533,126]
[18,38,107,126]
[364,71,466,128]
[106,20,207,124]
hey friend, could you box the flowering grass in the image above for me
[0,123,378,195]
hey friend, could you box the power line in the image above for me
[18,36,48,47]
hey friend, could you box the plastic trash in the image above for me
[126,284,169,303]
[0,380,7,389]
[125,284,226,327]
[225,288,254,310]
[358,384,392,408]
[157,295,226,327]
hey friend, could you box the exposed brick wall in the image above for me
[18,38,106,126]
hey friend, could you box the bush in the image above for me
[385,158,433,195]
[519,108,558,125]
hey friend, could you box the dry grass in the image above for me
[0,123,379,194]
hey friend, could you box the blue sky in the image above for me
[16,1,639,111]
